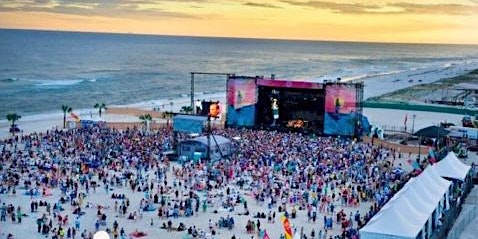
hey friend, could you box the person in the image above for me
[75,217,80,231]
[167,220,172,232]
[209,101,221,118]
[334,97,341,114]
[195,100,202,114]
[271,98,279,126]
[95,220,100,231]
[16,206,22,224]
[0,203,6,221]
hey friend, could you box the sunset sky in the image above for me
[1,0,478,44]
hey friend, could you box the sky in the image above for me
[1,0,478,44]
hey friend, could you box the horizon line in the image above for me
[1,27,477,47]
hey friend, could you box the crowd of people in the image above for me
[0,125,413,239]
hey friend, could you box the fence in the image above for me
[446,205,478,239]
[106,107,169,118]
[444,182,478,239]
[362,136,425,154]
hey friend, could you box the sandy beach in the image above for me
[368,69,478,104]
[1,60,477,239]
[0,127,419,239]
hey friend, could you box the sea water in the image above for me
[1,29,478,118]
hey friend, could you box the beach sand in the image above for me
[0,151,414,239]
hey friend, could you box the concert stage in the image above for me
[226,75,367,136]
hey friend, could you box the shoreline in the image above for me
[368,68,478,105]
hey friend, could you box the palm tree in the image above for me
[61,105,72,129]
[180,106,193,114]
[139,114,152,131]
[6,113,21,136]
[94,103,107,118]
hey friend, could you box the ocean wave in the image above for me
[314,69,405,83]
[342,70,404,82]
[35,78,97,87]
[36,79,85,87]
[1,77,19,82]
[80,69,121,74]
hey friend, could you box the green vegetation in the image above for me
[368,69,478,103]
[94,103,107,118]
[364,101,478,115]
[366,69,478,115]
[6,113,21,136]
[61,105,72,128]
[180,106,193,114]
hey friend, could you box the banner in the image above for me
[70,112,80,122]
[324,84,358,136]
[281,215,293,239]
[227,78,257,109]
[226,77,257,127]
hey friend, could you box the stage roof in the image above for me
[257,79,323,89]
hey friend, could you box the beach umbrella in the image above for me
[413,125,449,138]
[93,231,110,239]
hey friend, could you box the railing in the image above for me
[430,199,461,239]
[442,181,477,239]
[445,205,478,239]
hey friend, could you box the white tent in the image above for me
[359,205,422,239]
[432,152,471,181]
[360,166,452,239]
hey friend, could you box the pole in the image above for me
[191,73,194,114]
[190,72,232,115]
[412,114,416,134]
[207,116,211,190]
[207,116,211,162]
[418,136,421,162]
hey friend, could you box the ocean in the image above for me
[1,29,478,117]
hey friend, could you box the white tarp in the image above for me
[432,152,471,181]
[360,166,451,239]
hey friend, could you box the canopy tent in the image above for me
[173,115,207,134]
[178,135,233,161]
[432,152,471,181]
[360,166,451,239]
[413,125,449,138]
[359,205,423,239]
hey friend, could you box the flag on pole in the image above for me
[404,114,408,131]
[263,230,270,239]
[70,112,80,122]
[281,215,293,239]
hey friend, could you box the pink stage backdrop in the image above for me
[227,78,258,109]
[325,84,357,114]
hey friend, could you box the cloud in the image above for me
[281,1,478,15]
[34,0,51,3]
[244,2,281,8]
[280,1,382,14]
[0,0,201,19]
